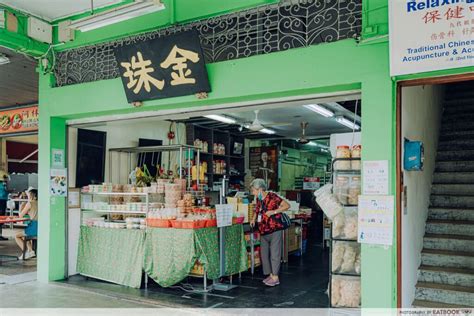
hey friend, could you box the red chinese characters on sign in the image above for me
[423,10,442,23]
[423,6,466,24]
[445,6,464,20]
[0,106,38,135]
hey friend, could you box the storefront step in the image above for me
[433,172,474,184]
[421,249,474,270]
[436,161,474,173]
[428,208,474,221]
[445,97,474,108]
[414,282,474,307]
[441,121,474,132]
[437,150,474,161]
[425,219,474,237]
[431,194,474,208]
[442,112,474,122]
[438,139,474,151]
[432,184,474,196]
[412,299,472,308]
[424,233,474,252]
[440,130,474,142]
[418,265,474,288]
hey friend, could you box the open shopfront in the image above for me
[0,105,39,274]
[64,94,364,307]
[35,0,401,308]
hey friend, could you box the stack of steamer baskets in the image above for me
[177,194,194,217]
[165,182,181,208]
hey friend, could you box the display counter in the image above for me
[77,225,248,289]
[77,226,145,288]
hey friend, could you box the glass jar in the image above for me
[351,145,361,170]
[334,176,349,205]
[335,146,351,170]
[348,176,361,205]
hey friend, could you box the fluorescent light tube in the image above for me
[304,104,334,117]
[0,53,10,65]
[70,1,165,32]
[336,116,360,130]
[204,114,237,124]
[260,128,276,135]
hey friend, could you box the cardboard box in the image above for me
[287,224,300,252]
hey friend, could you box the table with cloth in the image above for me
[76,224,248,288]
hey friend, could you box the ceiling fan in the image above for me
[247,109,292,132]
[297,121,310,144]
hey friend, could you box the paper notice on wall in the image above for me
[358,195,394,246]
[215,204,234,227]
[363,160,389,195]
[50,168,67,197]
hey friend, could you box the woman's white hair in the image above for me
[250,178,267,191]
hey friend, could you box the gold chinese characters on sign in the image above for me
[160,45,200,86]
[121,52,164,94]
[120,46,200,94]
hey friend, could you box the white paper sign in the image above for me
[303,177,321,190]
[50,168,67,197]
[358,195,395,246]
[215,204,234,227]
[389,0,474,76]
[363,160,389,195]
[52,148,65,168]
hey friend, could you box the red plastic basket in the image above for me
[146,218,171,228]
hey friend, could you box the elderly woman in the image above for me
[250,178,290,287]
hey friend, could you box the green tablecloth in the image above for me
[144,225,248,287]
[77,224,248,288]
[77,226,146,288]
[224,224,248,276]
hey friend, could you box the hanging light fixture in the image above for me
[70,0,165,32]
[335,116,360,130]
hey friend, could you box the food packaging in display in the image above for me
[331,241,361,275]
[314,184,343,220]
[331,275,361,308]
[334,146,351,170]
[351,145,361,170]
[332,207,358,240]
[347,176,361,205]
[334,176,349,205]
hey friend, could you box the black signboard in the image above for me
[114,30,211,103]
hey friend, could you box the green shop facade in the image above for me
[7,0,467,309]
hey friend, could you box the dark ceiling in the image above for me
[0,46,38,108]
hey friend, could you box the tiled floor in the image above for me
[0,228,37,279]
[58,239,330,308]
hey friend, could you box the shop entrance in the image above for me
[397,76,474,308]
[63,93,362,308]
[0,133,38,282]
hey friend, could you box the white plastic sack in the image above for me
[314,184,344,220]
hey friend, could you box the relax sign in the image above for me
[389,0,474,76]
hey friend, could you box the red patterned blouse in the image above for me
[255,192,284,235]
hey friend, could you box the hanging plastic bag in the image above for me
[314,184,344,220]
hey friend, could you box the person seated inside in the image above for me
[15,188,38,260]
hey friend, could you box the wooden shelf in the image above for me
[187,123,246,189]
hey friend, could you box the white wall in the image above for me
[402,85,444,307]
[68,120,186,187]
